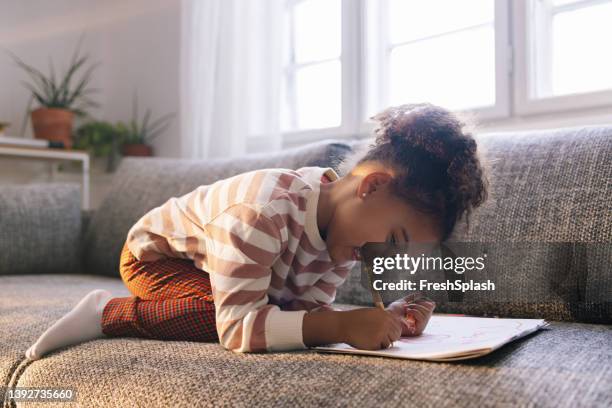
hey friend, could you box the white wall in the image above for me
[0,0,182,209]
[0,0,181,157]
[99,1,182,158]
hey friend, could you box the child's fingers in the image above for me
[414,299,436,310]
[405,308,430,335]
[405,307,426,322]
[411,294,434,303]
[404,315,416,327]
[402,292,423,303]
[402,312,417,335]
[408,296,435,307]
[406,303,431,316]
[399,318,411,331]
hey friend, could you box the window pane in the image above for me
[294,0,341,63]
[388,0,493,44]
[293,61,341,130]
[389,25,495,111]
[549,2,612,96]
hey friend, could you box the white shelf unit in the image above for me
[0,144,91,210]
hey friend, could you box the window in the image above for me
[282,0,342,132]
[514,0,612,115]
[280,0,612,142]
[385,0,496,111]
[530,0,612,98]
[364,0,511,126]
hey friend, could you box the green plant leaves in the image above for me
[117,92,175,145]
[74,121,119,157]
[7,36,99,115]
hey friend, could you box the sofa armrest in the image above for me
[0,183,82,275]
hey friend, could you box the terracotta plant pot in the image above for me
[31,108,74,149]
[122,143,153,157]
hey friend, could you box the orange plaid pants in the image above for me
[101,241,219,342]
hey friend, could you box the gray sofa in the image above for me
[1,127,610,407]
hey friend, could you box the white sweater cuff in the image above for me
[265,308,308,351]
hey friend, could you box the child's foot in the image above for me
[24,289,114,361]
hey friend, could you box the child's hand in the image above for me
[386,293,436,336]
[340,307,403,350]
[403,297,435,336]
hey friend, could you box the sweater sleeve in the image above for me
[280,262,354,313]
[203,202,308,353]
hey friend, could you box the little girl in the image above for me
[25,103,488,360]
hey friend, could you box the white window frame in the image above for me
[280,0,612,149]
[282,0,362,148]
[513,0,612,116]
[283,0,512,147]
[364,0,511,126]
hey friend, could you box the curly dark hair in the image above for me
[346,103,489,242]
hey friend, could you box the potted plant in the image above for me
[73,121,122,172]
[9,39,99,149]
[117,94,175,157]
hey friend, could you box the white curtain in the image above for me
[180,0,284,159]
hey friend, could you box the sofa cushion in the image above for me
[0,274,130,395]
[0,183,82,276]
[4,274,610,408]
[336,125,612,323]
[83,139,351,277]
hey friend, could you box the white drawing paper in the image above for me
[313,315,549,361]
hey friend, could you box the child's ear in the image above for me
[357,171,393,197]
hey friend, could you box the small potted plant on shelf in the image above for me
[8,38,99,149]
[73,121,122,172]
[117,93,175,157]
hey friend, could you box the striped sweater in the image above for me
[125,166,356,353]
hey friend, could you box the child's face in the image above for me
[324,170,441,264]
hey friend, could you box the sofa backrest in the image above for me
[82,139,352,277]
[0,183,82,275]
[334,125,612,323]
